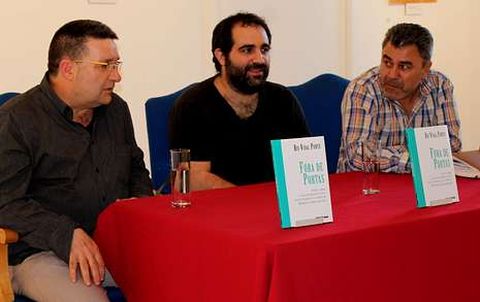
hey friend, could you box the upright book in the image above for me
[271,136,333,228]
[406,125,459,208]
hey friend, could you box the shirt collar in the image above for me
[39,72,107,122]
[418,73,434,97]
[39,73,74,121]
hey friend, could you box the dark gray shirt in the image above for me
[0,75,152,265]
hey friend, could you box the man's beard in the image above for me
[225,58,269,95]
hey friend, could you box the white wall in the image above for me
[348,0,480,150]
[0,0,346,171]
[215,0,347,85]
[0,0,213,170]
[1,0,477,173]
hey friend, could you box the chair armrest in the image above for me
[0,228,18,302]
[0,228,18,244]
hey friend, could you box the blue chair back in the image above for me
[289,74,349,173]
[0,92,19,106]
[145,85,192,192]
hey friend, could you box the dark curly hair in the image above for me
[382,23,433,63]
[211,12,271,72]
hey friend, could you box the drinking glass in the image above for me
[170,148,191,208]
[360,140,381,195]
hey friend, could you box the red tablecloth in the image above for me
[95,172,480,302]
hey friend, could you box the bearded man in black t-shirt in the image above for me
[169,12,310,190]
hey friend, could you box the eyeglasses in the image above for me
[74,60,123,73]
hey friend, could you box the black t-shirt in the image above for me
[169,76,310,185]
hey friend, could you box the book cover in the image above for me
[271,136,333,228]
[406,125,459,207]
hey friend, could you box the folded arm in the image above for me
[187,161,235,191]
[340,85,410,173]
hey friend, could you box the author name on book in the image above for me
[293,142,322,152]
[424,130,447,139]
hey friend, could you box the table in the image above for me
[95,172,480,302]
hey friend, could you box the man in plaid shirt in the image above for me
[337,23,461,173]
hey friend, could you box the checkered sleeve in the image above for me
[339,78,412,173]
[437,76,462,152]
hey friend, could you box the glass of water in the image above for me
[170,148,191,208]
[360,140,381,195]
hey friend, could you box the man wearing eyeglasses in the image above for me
[169,12,309,191]
[0,20,152,301]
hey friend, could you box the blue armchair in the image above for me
[0,92,18,106]
[289,73,349,173]
[145,85,192,193]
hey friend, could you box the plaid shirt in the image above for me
[337,67,461,173]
